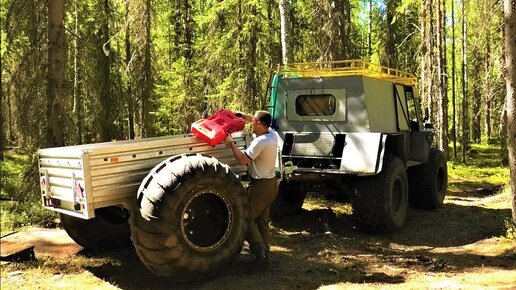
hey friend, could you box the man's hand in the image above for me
[225,133,234,148]
[233,111,252,123]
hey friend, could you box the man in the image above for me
[225,110,279,271]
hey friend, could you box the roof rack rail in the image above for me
[277,60,417,87]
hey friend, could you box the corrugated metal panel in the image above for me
[291,132,336,157]
[38,134,248,219]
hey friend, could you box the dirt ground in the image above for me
[1,181,515,290]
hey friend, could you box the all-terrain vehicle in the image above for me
[268,61,447,233]
[36,60,447,281]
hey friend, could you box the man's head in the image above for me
[252,110,271,135]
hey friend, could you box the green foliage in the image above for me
[0,152,28,199]
[0,200,58,236]
[504,217,516,240]
[0,152,57,236]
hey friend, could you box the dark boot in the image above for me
[248,251,270,272]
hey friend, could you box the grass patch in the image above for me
[448,142,510,191]
[0,151,57,236]
[1,257,119,289]
[447,141,513,239]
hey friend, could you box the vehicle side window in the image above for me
[406,91,416,121]
[406,90,422,122]
[295,94,336,116]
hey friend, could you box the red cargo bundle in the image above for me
[191,109,245,146]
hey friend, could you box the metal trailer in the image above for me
[38,134,249,219]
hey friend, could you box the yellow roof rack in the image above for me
[277,60,417,87]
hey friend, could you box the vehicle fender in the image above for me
[339,133,387,174]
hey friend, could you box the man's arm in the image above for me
[226,134,252,165]
[234,111,253,123]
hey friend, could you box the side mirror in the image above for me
[423,107,429,123]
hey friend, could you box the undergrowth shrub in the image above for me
[1,152,57,235]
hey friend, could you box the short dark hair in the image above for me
[254,110,272,128]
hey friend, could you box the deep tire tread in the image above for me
[351,155,408,233]
[408,149,448,209]
[130,153,248,281]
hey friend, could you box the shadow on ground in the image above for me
[80,196,513,290]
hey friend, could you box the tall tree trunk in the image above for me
[98,0,114,142]
[125,0,135,139]
[46,0,65,147]
[7,86,13,147]
[183,0,192,66]
[142,0,152,137]
[247,2,258,109]
[503,0,516,225]
[368,0,373,58]
[72,2,82,144]
[461,0,468,163]
[437,0,448,154]
[472,46,481,143]
[501,104,508,165]
[384,0,398,67]
[485,33,492,141]
[341,0,351,59]
[279,0,293,64]
[420,0,434,117]
[0,0,3,160]
[451,0,457,159]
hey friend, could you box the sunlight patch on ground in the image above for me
[430,237,516,257]
[317,269,516,290]
[270,245,292,253]
[303,196,353,216]
[1,265,119,290]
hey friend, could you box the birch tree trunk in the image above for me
[279,0,293,64]
[437,0,448,154]
[485,36,492,141]
[461,0,468,163]
[46,0,65,147]
[451,0,457,159]
[503,0,516,224]
[72,2,82,144]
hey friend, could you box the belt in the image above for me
[250,176,277,182]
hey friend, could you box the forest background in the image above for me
[0,0,515,223]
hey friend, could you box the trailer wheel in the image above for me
[60,207,130,250]
[408,149,448,209]
[130,154,248,281]
[351,155,408,233]
[270,181,306,220]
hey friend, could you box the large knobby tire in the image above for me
[130,154,248,281]
[60,207,130,250]
[269,181,306,220]
[351,155,408,233]
[408,149,448,209]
